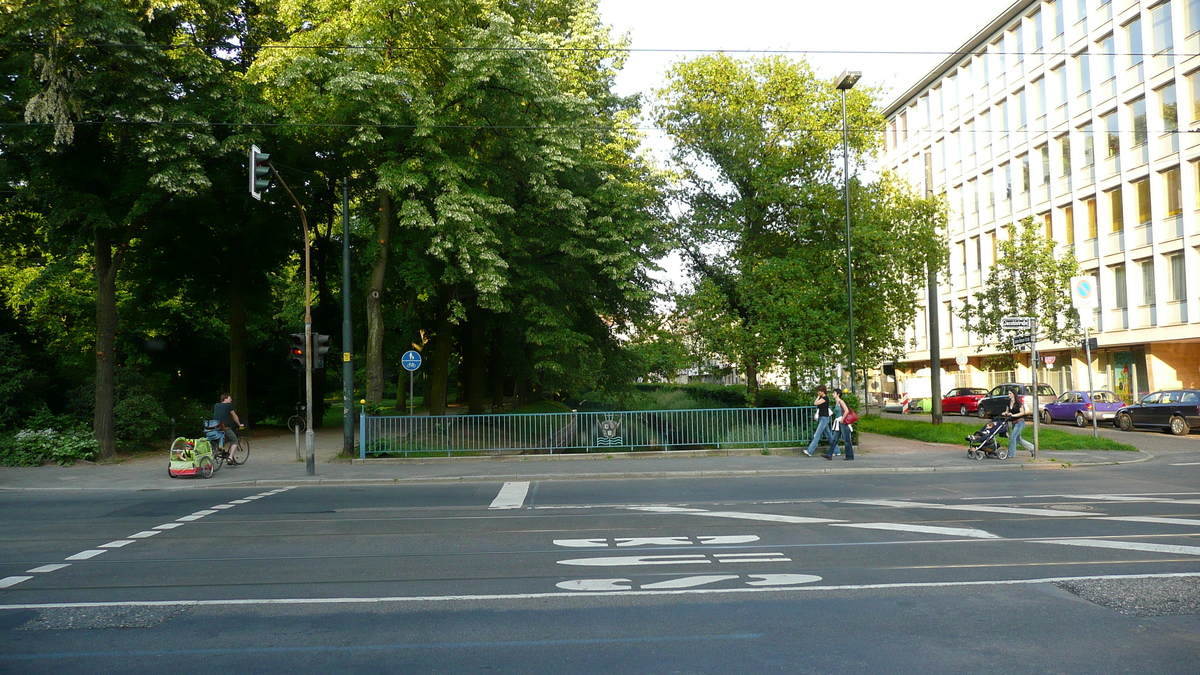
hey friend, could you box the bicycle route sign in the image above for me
[401,350,422,372]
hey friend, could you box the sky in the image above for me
[594,0,1018,288]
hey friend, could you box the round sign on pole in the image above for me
[1044,355,1056,368]
[955,355,968,367]
[401,350,422,372]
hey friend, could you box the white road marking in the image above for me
[99,540,135,548]
[0,576,32,588]
[1066,494,1166,502]
[1097,516,1200,527]
[1169,462,1200,466]
[154,523,185,530]
[713,552,791,563]
[8,572,1199,609]
[746,574,823,586]
[557,579,631,591]
[175,515,205,521]
[128,531,161,539]
[27,564,70,573]
[846,499,1095,517]
[489,482,531,510]
[230,499,252,503]
[642,575,739,589]
[65,550,106,561]
[553,535,760,548]
[213,504,235,509]
[831,522,1001,539]
[628,505,840,524]
[1037,539,1200,556]
[559,554,710,567]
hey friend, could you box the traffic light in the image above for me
[312,333,331,369]
[249,145,271,200]
[289,333,305,370]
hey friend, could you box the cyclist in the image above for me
[213,393,244,458]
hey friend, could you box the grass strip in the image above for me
[858,415,1137,451]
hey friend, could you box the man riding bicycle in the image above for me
[213,393,243,455]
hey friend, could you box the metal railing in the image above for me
[359,407,818,458]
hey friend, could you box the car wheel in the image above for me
[960,405,968,416]
[1075,412,1086,428]
[1041,410,1052,425]
[978,406,987,419]
[1117,413,1133,432]
[1170,416,1190,437]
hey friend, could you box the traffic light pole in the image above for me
[269,164,316,475]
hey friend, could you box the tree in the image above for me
[655,54,945,399]
[958,216,1083,347]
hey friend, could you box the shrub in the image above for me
[0,426,98,466]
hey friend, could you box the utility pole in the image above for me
[342,178,354,456]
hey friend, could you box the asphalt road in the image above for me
[2,459,1199,673]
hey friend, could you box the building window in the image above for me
[1160,83,1178,133]
[1020,154,1030,193]
[1016,89,1027,129]
[1190,0,1200,35]
[1126,17,1143,68]
[1041,212,1052,238]
[1081,122,1094,166]
[1190,71,1200,124]
[1052,0,1064,36]
[1132,98,1147,147]
[1060,134,1072,177]
[968,178,979,213]
[1109,187,1124,232]
[1039,144,1050,185]
[1114,264,1128,308]
[1152,2,1174,54]
[1169,253,1188,302]
[1053,65,1068,108]
[1076,50,1092,94]
[1133,178,1151,225]
[1141,260,1156,306]
[1086,196,1098,238]
[988,231,997,262]
[1103,112,1119,158]
[983,171,994,206]
[1164,166,1182,216]
[1063,204,1075,245]
[1032,8,1044,51]
[1034,77,1047,119]
[1098,34,1116,83]
[1003,163,1012,200]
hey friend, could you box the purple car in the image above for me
[1041,390,1125,427]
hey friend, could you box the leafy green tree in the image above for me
[958,216,1083,347]
[655,54,945,399]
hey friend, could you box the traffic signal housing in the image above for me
[249,145,271,200]
[313,333,331,369]
[289,333,305,370]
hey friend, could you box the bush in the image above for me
[0,426,98,466]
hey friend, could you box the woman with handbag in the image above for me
[824,388,856,460]
[803,385,833,457]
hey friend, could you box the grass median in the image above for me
[858,415,1138,452]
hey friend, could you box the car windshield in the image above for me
[1090,391,1117,403]
[964,388,986,395]
[1035,385,1056,396]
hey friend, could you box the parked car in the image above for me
[977,383,1058,419]
[941,387,988,416]
[1115,389,1200,436]
[1041,390,1125,427]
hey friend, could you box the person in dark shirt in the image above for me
[213,393,243,454]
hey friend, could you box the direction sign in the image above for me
[401,350,422,372]
[1001,315,1034,331]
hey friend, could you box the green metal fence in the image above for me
[359,406,819,458]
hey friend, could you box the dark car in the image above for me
[941,387,988,416]
[977,383,1057,419]
[1115,389,1200,436]
[1041,390,1126,427]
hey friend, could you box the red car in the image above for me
[941,387,988,416]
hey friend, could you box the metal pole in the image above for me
[1085,327,1098,438]
[841,88,856,403]
[342,178,354,456]
[1030,328,1039,460]
[409,370,414,417]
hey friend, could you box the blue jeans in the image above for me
[806,416,833,455]
[827,423,854,459]
[1007,419,1033,456]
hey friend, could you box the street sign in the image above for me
[1011,333,1034,346]
[1001,315,1034,331]
[955,355,968,366]
[1070,275,1098,310]
[1044,355,1056,368]
[401,350,422,372]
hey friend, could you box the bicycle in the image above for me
[203,420,250,470]
[286,403,307,433]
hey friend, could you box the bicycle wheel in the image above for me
[199,456,214,479]
[211,440,225,471]
[230,436,249,466]
[287,415,306,433]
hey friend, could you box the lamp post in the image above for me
[836,69,861,403]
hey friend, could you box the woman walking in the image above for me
[824,388,855,460]
[804,385,833,457]
[1005,389,1034,459]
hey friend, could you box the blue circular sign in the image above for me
[401,350,422,372]
[1076,279,1093,298]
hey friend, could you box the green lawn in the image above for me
[858,415,1137,452]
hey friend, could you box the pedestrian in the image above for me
[803,385,833,457]
[1005,389,1034,459]
[824,388,855,460]
[213,393,243,455]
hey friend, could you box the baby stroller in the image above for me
[966,416,1011,460]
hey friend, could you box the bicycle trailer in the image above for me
[167,436,216,478]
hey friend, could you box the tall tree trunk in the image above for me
[426,304,454,416]
[229,264,249,425]
[365,189,392,405]
[468,310,486,414]
[490,322,505,410]
[744,359,759,405]
[93,234,119,459]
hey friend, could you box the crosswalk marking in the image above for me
[489,482,531,510]
[830,522,1001,539]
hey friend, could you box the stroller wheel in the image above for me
[966,449,975,460]
[996,447,1009,460]
[973,449,984,460]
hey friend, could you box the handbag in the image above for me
[842,410,859,425]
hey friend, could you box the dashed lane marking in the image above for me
[65,550,106,561]
[99,540,136,548]
[0,577,33,589]
[26,564,70,573]
[489,482,531,510]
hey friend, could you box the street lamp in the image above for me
[836,69,861,403]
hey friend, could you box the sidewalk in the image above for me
[0,426,1151,491]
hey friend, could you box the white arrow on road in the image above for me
[556,574,823,592]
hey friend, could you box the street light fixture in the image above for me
[836,70,860,403]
